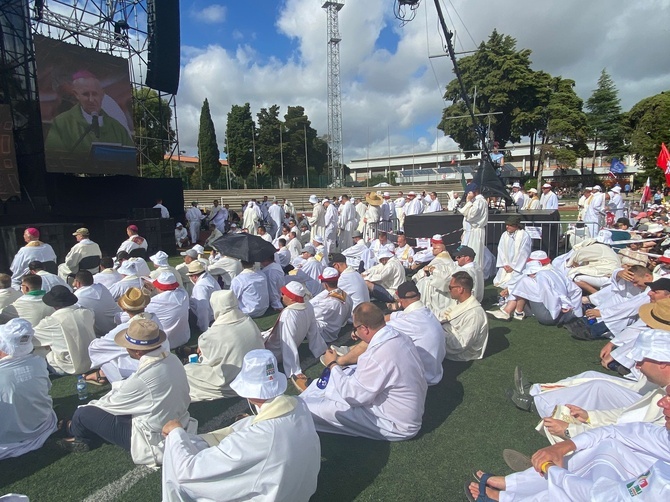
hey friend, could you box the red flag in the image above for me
[640,176,651,205]
[657,143,670,186]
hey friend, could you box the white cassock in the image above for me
[175,227,188,246]
[0,294,54,327]
[523,196,541,210]
[9,242,57,289]
[394,197,406,231]
[146,288,190,348]
[368,239,395,264]
[583,191,606,235]
[338,200,357,251]
[300,326,427,441]
[363,205,381,242]
[341,241,373,270]
[363,257,406,297]
[230,270,269,319]
[242,205,260,235]
[493,230,532,292]
[458,194,488,269]
[388,301,446,385]
[379,201,393,232]
[276,247,291,268]
[74,283,121,336]
[440,295,489,361]
[269,203,285,238]
[324,203,339,253]
[426,196,442,213]
[395,244,415,268]
[93,268,122,291]
[589,268,641,308]
[588,285,649,337]
[310,288,353,343]
[458,262,485,303]
[261,262,286,310]
[264,302,326,377]
[529,371,656,419]
[337,267,370,320]
[566,239,621,282]
[190,272,221,331]
[149,265,184,289]
[404,198,423,217]
[412,252,457,317]
[162,396,320,502]
[57,239,102,279]
[88,312,165,382]
[36,270,71,293]
[300,257,324,282]
[539,190,559,210]
[186,303,264,401]
[32,305,96,375]
[117,235,148,256]
[354,202,366,232]
[185,206,205,243]
[500,422,670,502]
[153,203,170,218]
[108,275,144,301]
[0,287,21,310]
[512,190,526,208]
[308,203,327,241]
[287,237,303,260]
[0,353,57,460]
[83,350,197,467]
[208,255,242,289]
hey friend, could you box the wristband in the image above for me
[540,461,554,474]
[327,360,338,369]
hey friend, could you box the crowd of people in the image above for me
[2,182,670,500]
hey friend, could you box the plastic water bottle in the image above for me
[77,375,88,401]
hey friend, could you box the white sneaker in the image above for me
[486,308,511,320]
[513,311,526,320]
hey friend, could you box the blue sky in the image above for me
[174,0,670,162]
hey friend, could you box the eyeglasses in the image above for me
[353,324,365,332]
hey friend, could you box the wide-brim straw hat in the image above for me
[365,192,383,206]
[639,298,670,330]
[118,287,151,312]
[114,319,166,351]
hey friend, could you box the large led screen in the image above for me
[34,35,137,175]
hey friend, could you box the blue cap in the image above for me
[465,182,479,193]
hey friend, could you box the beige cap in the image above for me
[73,227,89,236]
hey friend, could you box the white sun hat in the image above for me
[149,251,169,268]
[117,260,138,276]
[0,318,34,357]
[230,349,288,400]
[280,281,306,303]
[596,229,613,244]
[378,249,394,260]
[523,260,543,275]
[629,329,670,363]
[308,195,319,204]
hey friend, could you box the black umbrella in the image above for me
[211,232,277,262]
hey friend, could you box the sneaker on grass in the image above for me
[486,307,511,320]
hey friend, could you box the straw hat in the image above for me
[118,287,151,312]
[365,192,383,206]
[114,319,166,351]
[186,261,206,275]
[229,349,287,400]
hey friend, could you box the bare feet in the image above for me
[467,471,505,501]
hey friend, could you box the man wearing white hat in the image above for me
[337,194,357,251]
[323,198,338,254]
[162,349,320,501]
[522,187,540,209]
[301,303,427,441]
[186,291,264,401]
[577,187,592,221]
[511,183,526,208]
[174,222,188,248]
[458,182,488,269]
[263,281,327,390]
[187,261,221,331]
[57,227,102,281]
[330,253,370,319]
[362,248,405,303]
[0,318,57,460]
[311,235,329,266]
[584,184,607,235]
[539,183,558,210]
[368,231,395,265]
[59,320,196,467]
[379,192,394,232]
[143,272,190,348]
[412,234,457,318]
[108,259,144,300]
[307,195,327,244]
[310,267,353,343]
[403,191,423,218]
[73,270,121,336]
[609,185,625,219]
[148,250,183,289]
[230,261,269,319]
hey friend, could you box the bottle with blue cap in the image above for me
[77,375,88,400]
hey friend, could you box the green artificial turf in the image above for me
[0,272,610,501]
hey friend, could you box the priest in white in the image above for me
[187,261,221,331]
[341,231,373,270]
[186,291,264,401]
[307,195,327,242]
[363,249,406,303]
[108,259,144,301]
[492,214,532,292]
[458,183,489,269]
[57,227,102,280]
[73,270,120,336]
[116,225,148,256]
[301,303,427,441]
[0,318,57,460]
[411,235,457,317]
[162,349,320,502]
[394,233,415,268]
[338,194,357,251]
[330,253,370,318]
[260,257,286,311]
[323,198,338,254]
[208,253,242,289]
[539,182,559,209]
[0,273,21,309]
[93,257,122,291]
[9,227,57,289]
[310,267,353,343]
[143,272,190,349]
[148,251,184,289]
[0,275,54,326]
[185,202,205,244]
[230,261,269,319]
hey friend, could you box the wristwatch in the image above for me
[564,428,571,439]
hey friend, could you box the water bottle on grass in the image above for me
[77,375,88,401]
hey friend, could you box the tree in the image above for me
[282,106,327,178]
[586,69,624,169]
[256,105,283,177]
[625,91,670,186]
[196,98,221,188]
[133,88,175,175]
[225,103,255,181]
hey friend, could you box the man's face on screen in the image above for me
[73,78,104,115]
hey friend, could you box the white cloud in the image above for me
[191,4,227,24]
[175,0,670,165]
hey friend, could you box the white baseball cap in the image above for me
[229,349,287,400]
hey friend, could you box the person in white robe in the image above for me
[310,267,353,343]
[93,257,122,291]
[268,200,285,239]
[394,193,407,231]
[0,319,57,460]
[59,320,197,466]
[148,251,184,288]
[0,274,21,309]
[57,228,102,280]
[287,260,322,298]
[311,235,329,266]
[186,261,221,331]
[362,250,405,303]
[403,191,424,218]
[425,191,443,213]
[73,270,120,336]
[32,285,96,375]
[354,197,367,231]
[452,246,485,303]
[363,193,382,242]
[458,183,489,269]
[301,302,427,441]
[338,195,357,251]
[330,254,371,319]
[260,257,286,311]
[577,187,591,220]
[385,281,446,385]
[242,201,260,235]
[609,185,625,219]
[539,182,559,209]
[283,198,296,220]
[378,193,394,232]
[186,291,264,401]
[107,259,144,300]
[368,231,396,264]
[492,214,532,294]
[275,239,292,269]
[286,232,303,261]
[162,349,320,502]
[141,272,190,349]
[411,235,457,317]
[583,184,606,236]
[0,275,54,326]
[229,262,269,319]
[153,199,170,218]
[263,282,327,391]
[174,223,188,248]
[567,231,621,294]
[522,187,541,209]
[446,191,461,212]
[9,227,57,289]
[295,245,324,282]
[394,233,415,268]
[28,261,70,292]
[185,202,205,244]
[440,271,489,361]
[341,231,373,271]
[511,183,526,208]
[307,195,327,242]
[208,253,242,289]
[257,225,273,243]
[116,225,148,256]
[323,198,338,253]
[207,200,228,232]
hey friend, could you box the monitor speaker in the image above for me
[146,0,180,95]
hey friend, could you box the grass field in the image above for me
[0,271,610,502]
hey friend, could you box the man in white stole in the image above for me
[458,183,488,269]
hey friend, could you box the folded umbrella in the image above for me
[211,233,277,262]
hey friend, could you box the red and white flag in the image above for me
[640,176,652,205]
[657,143,670,186]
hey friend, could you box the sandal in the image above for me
[84,370,108,386]
[464,473,497,502]
[56,418,72,436]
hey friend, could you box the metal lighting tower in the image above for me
[323,0,344,185]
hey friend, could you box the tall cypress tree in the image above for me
[225,103,255,180]
[586,69,624,165]
[197,98,221,189]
